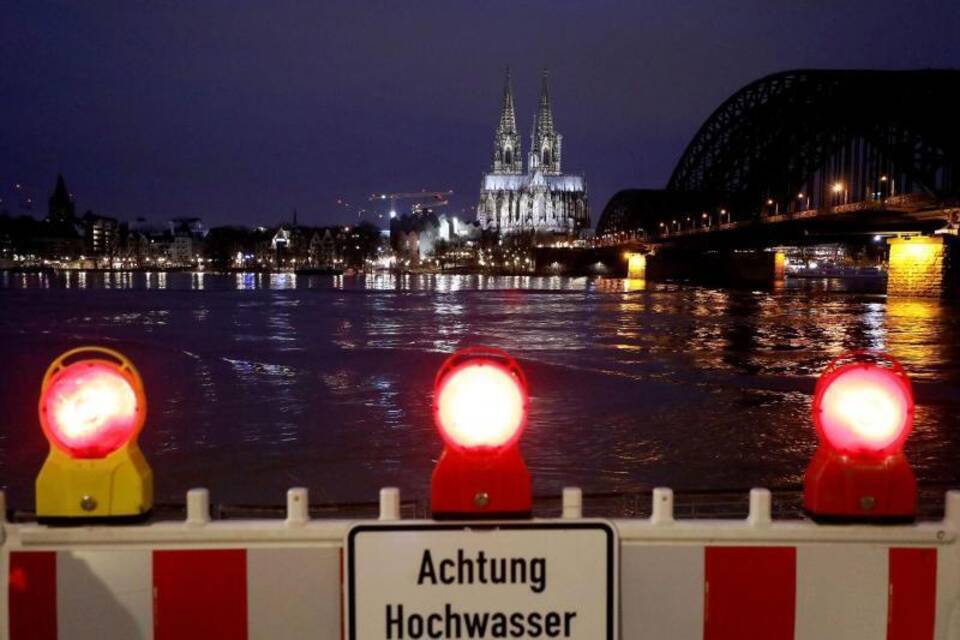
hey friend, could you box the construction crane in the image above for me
[369,190,454,219]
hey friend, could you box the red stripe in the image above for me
[888,547,937,640]
[9,551,57,640]
[704,546,796,640]
[153,549,248,640]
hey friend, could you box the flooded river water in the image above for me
[1,270,958,512]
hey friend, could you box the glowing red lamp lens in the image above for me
[40,362,141,458]
[813,355,913,456]
[431,347,532,518]
[435,359,527,450]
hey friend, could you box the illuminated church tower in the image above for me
[528,70,561,175]
[492,68,522,175]
[477,69,589,236]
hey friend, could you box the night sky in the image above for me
[3,1,958,228]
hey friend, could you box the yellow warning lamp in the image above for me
[36,347,153,523]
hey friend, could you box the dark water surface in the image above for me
[1,270,958,510]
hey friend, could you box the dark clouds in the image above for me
[2,0,958,226]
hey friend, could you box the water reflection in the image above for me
[431,297,466,352]
[0,270,634,293]
[886,299,947,378]
[236,272,256,290]
[270,273,296,289]
[1,271,959,505]
[1,272,957,382]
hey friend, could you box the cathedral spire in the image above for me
[536,68,555,137]
[530,68,562,175]
[492,66,522,174]
[498,66,517,135]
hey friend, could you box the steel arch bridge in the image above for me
[596,69,960,239]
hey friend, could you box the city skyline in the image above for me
[3,1,959,227]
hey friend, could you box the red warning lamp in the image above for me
[804,351,916,523]
[431,347,531,519]
[41,360,141,458]
[36,346,153,522]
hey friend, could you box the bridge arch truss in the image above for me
[598,69,960,238]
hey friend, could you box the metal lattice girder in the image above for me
[597,69,960,237]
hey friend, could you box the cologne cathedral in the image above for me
[476,70,590,235]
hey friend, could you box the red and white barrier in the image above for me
[4,487,960,640]
[7,547,341,640]
[622,544,942,639]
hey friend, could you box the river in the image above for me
[0,270,958,512]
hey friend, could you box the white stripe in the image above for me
[935,545,954,638]
[795,544,887,640]
[56,549,153,640]
[247,546,341,640]
[621,543,704,640]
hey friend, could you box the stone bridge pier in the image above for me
[887,235,959,298]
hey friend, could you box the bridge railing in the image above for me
[600,193,944,244]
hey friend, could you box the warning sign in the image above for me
[345,521,617,640]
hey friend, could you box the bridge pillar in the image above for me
[625,252,646,278]
[887,235,959,298]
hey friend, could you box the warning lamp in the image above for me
[804,351,916,523]
[36,347,153,523]
[431,347,531,519]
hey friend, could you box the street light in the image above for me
[832,181,847,204]
[879,175,895,198]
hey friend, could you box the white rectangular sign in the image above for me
[346,521,617,640]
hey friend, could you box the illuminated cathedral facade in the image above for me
[476,69,589,236]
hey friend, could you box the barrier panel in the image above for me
[4,486,960,640]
